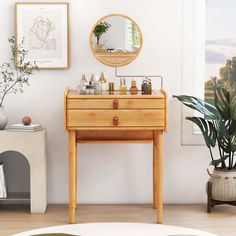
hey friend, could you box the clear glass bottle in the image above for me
[86,85,95,94]
[130,79,138,95]
[90,74,95,85]
[86,80,95,95]
[77,74,87,94]
[99,72,107,93]
[120,78,127,95]
[99,72,106,83]
[94,74,100,94]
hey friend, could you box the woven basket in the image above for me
[94,52,138,67]
[208,169,236,201]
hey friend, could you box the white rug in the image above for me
[14,223,217,236]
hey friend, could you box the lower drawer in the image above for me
[67,109,164,127]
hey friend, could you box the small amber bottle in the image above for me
[130,80,138,95]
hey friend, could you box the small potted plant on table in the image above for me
[174,88,236,212]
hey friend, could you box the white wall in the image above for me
[0,0,210,204]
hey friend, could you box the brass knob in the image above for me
[113,99,118,109]
[113,116,119,126]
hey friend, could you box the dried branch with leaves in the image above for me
[0,36,38,107]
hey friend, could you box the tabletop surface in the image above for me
[66,90,165,99]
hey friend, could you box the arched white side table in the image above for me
[0,129,47,213]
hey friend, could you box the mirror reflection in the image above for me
[90,14,142,67]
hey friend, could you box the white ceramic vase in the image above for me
[94,44,104,52]
[0,106,7,130]
[208,169,236,201]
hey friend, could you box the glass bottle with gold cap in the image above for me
[120,78,127,95]
[99,72,107,93]
[77,74,87,94]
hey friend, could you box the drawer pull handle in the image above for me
[113,117,119,126]
[113,100,119,109]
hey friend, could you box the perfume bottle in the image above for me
[109,82,114,95]
[147,78,152,94]
[99,72,107,93]
[141,78,148,94]
[120,78,127,95]
[86,80,95,94]
[130,79,138,95]
[77,74,87,94]
[93,75,100,95]
[90,74,95,85]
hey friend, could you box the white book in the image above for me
[7,128,42,132]
[0,174,3,198]
[7,124,41,130]
[0,163,4,198]
[0,163,7,198]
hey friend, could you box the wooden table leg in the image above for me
[153,131,158,209]
[156,131,163,223]
[68,130,77,224]
[75,142,78,209]
[207,182,212,213]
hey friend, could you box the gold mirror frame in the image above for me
[90,13,143,67]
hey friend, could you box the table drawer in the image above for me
[67,109,164,127]
[67,98,164,109]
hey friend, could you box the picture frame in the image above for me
[15,2,69,69]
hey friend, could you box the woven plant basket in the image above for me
[208,169,236,201]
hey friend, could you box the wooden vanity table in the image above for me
[64,89,167,224]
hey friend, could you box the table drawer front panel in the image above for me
[67,98,164,109]
[67,110,164,127]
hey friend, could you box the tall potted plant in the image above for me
[93,21,111,52]
[174,88,236,201]
[0,36,38,129]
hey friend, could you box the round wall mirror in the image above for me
[90,14,142,67]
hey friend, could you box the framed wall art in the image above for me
[16,2,69,69]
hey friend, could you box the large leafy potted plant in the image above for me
[0,36,38,129]
[174,88,236,201]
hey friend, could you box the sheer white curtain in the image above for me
[181,0,206,145]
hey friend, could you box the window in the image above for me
[205,0,236,105]
[182,0,236,145]
[126,19,141,51]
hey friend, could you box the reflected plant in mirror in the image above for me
[93,21,111,45]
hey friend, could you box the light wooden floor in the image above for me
[0,204,236,236]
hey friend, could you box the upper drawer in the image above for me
[67,98,164,109]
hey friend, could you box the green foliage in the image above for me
[0,36,38,107]
[172,95,220,119]
[186,117,217,148]
[214,88,230,119]
[93,21,111,44]
[174,88,236,170]
[219,57,236,91]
